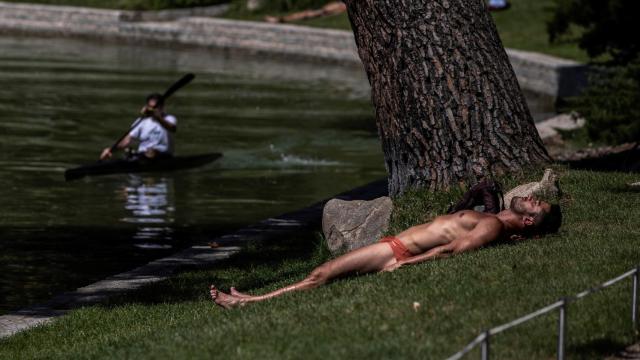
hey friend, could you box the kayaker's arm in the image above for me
[100,135,132,160]
[148,108,176,133]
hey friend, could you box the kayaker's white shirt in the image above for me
[128,114,176,154]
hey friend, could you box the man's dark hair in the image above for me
[535,204,562,235]
[146,93,164,107]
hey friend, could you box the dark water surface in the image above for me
[0,36,384,313]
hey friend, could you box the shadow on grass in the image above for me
[570,337,628,359]
[101,230,329,308]
[608,185,640,194]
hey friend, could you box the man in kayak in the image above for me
[210,196,561,309]
[100,93,177,160]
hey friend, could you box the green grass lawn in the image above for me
[2,169,639,359]
[491,0,591,61]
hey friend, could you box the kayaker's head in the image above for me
[145,93,165,111]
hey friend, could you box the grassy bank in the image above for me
[225,0,589,62]
[2,169,639,359]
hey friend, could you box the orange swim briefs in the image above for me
[379,236,414,261]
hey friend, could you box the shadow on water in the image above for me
[0,223,242,314]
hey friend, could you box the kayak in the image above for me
[64,153,222,181]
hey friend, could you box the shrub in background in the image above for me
[565,60,640,145]
[548,0,639,64]
[549,0,640,145]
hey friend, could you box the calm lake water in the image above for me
[0,36,384,313]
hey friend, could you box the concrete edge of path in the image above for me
[0,1,587,97]
[0,2,230,22]
[0,178,388,339]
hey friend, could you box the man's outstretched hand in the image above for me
[382,261,404,272]
[100,147,112,160]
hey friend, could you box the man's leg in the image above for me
[210,242,396,308]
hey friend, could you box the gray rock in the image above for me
[322,197,393,254]
[504,168,561,208]
[535,112,585,141]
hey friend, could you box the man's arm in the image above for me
[116,135,132,149]
[150,109,176,133]
[100,135,132,160]
[384,217,503,271]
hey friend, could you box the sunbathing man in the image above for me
[210,195,562,309]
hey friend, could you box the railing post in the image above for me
[481,331,490,360]
[557,298,567,360]
[633,267,639,337]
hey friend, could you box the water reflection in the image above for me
[119,175,175,249]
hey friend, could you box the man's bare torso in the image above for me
[396,210,504,254]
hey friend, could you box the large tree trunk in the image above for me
[344,0,551,196]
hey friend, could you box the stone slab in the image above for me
[535,113,586,140]
[507,48,588,97]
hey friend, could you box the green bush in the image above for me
[566,60,640,145]
[547,0,639,64]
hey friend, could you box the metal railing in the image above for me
[446,266,640,360]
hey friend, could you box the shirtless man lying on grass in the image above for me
[210,195,562,309]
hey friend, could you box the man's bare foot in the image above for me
[230,287,251,298]
[209,285,245,309]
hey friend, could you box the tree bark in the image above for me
[344,0,551,196]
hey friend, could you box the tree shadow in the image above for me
[559,145,640,173]
[569,337,629,359]
[607,185,640,194]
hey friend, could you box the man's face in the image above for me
[147,99,160,110]
[511,196,551,219]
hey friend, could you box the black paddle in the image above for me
[107,73,195,155]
